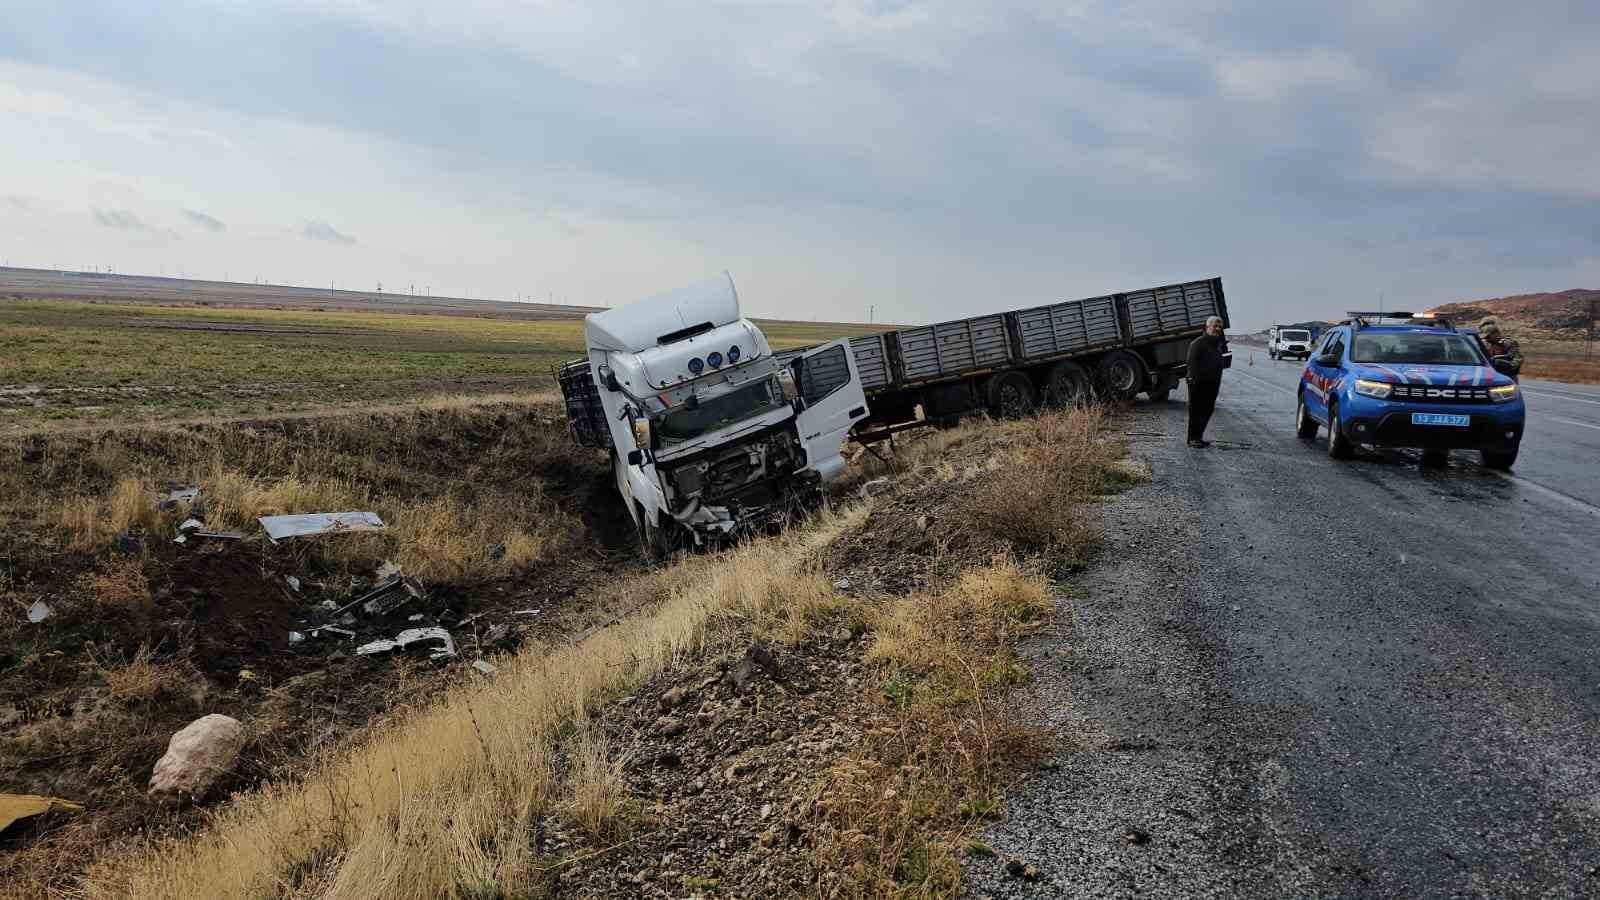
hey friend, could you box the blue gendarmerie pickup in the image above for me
[1295,312,1525,469]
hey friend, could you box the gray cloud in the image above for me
[303,221,355,244]
[7,1,1600,325]
[93,208,149,231]
[182,208,225,233]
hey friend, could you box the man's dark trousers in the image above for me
[1187,378,1220,442]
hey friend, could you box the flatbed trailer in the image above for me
[780,276,1229,430]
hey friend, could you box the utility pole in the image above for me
[869,304,875,324]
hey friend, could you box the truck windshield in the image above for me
[1351,333,1485,365]
[1281,331,1309,341]
[656,378,783,447]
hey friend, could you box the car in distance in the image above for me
[1294,312,1525,469]
[1268,325,1313,361]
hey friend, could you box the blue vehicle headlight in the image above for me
[707,351,723,368]
[688,357,704,375]
[728,345,740,363]
[1353,378,1393,399]
[1490,383,1518,403]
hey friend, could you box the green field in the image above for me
[0,299,884,432]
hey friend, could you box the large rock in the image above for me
[148,714,244,803]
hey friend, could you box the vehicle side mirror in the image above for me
[1315,352,1340,368]
[626,449,643,466]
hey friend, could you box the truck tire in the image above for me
[1096,351,1144,403]
[635,502,674,561]
[1481,446,1518,470]
[1326,400,1354,459]
[1043,361,1091,407]
[986,371,1037,418]
[1295,393,1319,439]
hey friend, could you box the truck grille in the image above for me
[1389,385,1491,403]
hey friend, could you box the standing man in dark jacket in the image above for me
[1185,316,1227,448]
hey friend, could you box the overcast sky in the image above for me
[1,1,1597,328]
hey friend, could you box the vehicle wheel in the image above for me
[1481,446,1519,470]
[1295,394,1319,439]
[1421,448,1449,468]
[1096,351,1144,403]
[986,371,1037,419]
[1326,401,1354,459]
[1043,360,1092,407]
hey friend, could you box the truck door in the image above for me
[792,339,870,481]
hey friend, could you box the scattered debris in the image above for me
[512,608,541,616]
[310,625,356,639]
[356,627,456,660]
[0,794,85,832]
[285,575,301,592]
[724,642,778,691]
[159,487,201,506]
[858,477,894,498]
[833,577,852,591]
[259,511,386,542]
[148,714,245,804]
[27,600,52,623]
[1004,858,1043,882]
[288,631,306,644]
[374,560,403,580]
[363,577,424,617]
[471,659,498,676]
[408,613,424,622]
[481,623,513,649]
[237,669,258,684]
[178,518,204,533]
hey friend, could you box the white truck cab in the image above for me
[579,273,869,556]
[1269,326,1313,361]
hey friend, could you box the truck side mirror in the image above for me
[1315,352,1340,368]
[627,449,644,466]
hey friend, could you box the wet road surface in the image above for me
[967,362,1600,898]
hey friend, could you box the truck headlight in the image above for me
[1490,384,1518,403]
[777,369,798,402]
[632,417,653,449]
[1353,378,1393,399]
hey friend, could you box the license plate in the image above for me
[1412,413,1469,427]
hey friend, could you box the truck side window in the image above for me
[799,344,852,404]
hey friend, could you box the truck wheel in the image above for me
[1481,446,1518,470]
[635,503,673,561]
[1326,401,1354,459]
[1096,351,1144,403]
[1043,361,1091,407]
[987,372,1037,418]
[1296,394,1319,439]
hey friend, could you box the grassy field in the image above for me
[0,299,885,432]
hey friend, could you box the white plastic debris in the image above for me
[178,518,204,533]
[161,488,201,504]
[471,660,498,676]
[356,626,456,660]
[285,576,301,592]
[288,631,306,644]
[27,601,52,623]
[407,613,424,622]
[512,608,542,616]
[259,512,386,542]
[375,560,402,580]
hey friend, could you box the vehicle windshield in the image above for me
[655,377,783,447]
[1281,330,1310,341]
[1351,332,1485,366]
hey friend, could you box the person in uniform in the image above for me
[1185,316,1228,448]
[1479,318,1523,381]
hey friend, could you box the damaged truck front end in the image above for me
[558,272,869,560]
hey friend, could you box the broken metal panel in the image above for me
[356,626,456,660]
[259,512,386,542]
[27,601,51,623]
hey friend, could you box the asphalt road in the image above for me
[967,359,1600,898]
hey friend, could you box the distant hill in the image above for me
[1426,290,1599,341]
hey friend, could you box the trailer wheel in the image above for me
[1096,351,1144,403]
[987,372,1037,418]
[1043,361,1092,407]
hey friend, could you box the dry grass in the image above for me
[561,731,633,843]
[95,643,187,704]
[84,505,867,900]
[1521,355,1600,384]
[57,476,161,551]
[966,407,1125,557]
[81,556,153,610]
[812,557,1055,896]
